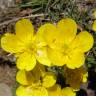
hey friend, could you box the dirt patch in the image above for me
[0,65,16,88]
[0,83,12,96]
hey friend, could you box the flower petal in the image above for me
[16,70,33,85]
[47,48,67,66]
[62,87,76,96]
[36,47,51,66]
[72,31,94,52]
[1,33,24,53]
[42,72,56,88]
[16,86,27,96]
[67,51,85,69]
[16,86,48,96]
[57,18,77,44]
[16,52,36,71]
[32,87,48,96]
[15,19,34,43]
[37,23,64,49]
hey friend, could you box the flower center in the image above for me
[25,42,37,54]
[62,44,70,55]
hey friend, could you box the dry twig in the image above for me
[0,13,48,27]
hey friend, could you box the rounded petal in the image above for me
[36,47,51,66]
[67,51,85,69]
[1,33,24,53]
[15,19,34,43]
[92,20,96,31]
[16,86,27,96]
[48,84,62,96]
[37,23,56,43]
[47,48,67,66]
[42,72,56,88]
[37,23,64,49]
[16,52,36,71]
[16,86,47,96]
[16,70,33,85]
[57,18,77,44]
[16,70,28,85]
[32,87,48,96]
[72,31,94,52]
[61,87,76,96]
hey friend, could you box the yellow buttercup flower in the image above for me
[16,64,56,87]
[16,64,56,96]
[1,19,51,71]
[16,86,76,96]
[37,18,94,69]
[64,67,88,90]
[16,85,48,96]
[16,64,44,85]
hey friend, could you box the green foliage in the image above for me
[18,0,91,23]
[18,0,48,12]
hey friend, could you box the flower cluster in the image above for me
[1,18,94,96]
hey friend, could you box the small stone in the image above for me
[0,83,12,96]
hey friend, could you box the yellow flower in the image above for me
[16,64,56,87]
[37,18,94,69]
[92,20,96,32]
[16,64,44,86]
[16,85,48,96]
[63,67,88,90]
[16,85,76,96]
[1,19,51,71]
[16,64,56,96]
[61,87,76,96]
